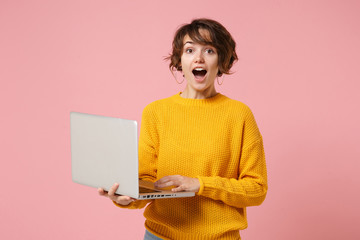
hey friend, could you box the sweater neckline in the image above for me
[171,92,228,106]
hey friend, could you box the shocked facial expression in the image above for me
[180,32,219,96]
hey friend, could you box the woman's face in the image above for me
[180,31,219,96]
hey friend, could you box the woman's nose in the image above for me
[194,51,204,63]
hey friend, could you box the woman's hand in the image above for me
[98,183,136,206]
[154,175,200,192]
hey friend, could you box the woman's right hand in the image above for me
[98,183,136,206]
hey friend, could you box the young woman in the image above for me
[99,18,268,240]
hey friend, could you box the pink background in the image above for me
[1,0,359,239]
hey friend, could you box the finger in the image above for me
[156,175,181,184]
[115,195,136,205]
[155,180,177,188]
[108,183,119,197]
[171,185,185,192]
[98,188,107,196]
[119,196,133,202]
[154,176,170,185]
[155,175,181,187]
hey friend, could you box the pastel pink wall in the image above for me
[1,0,359,239]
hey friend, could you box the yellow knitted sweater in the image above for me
[115,93,268,240]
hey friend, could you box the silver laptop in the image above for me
[70,112,195,199]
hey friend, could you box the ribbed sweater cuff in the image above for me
[196,176,205,195]
[196,176,215,197]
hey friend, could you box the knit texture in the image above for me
[114,93,268,239]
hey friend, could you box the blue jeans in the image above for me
[144,230,163,240]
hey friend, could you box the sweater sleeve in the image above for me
[113,104,159,210]
[197,110,268,209]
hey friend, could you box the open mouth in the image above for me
[192,68,207,79]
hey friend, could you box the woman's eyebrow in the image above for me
[183,41,194,46]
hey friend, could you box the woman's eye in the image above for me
[205,49,215,54]
[185,48,193,53]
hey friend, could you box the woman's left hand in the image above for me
[154,175,200,193]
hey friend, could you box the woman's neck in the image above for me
[180,85,217,99]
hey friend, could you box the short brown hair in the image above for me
[167,18,238,76]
